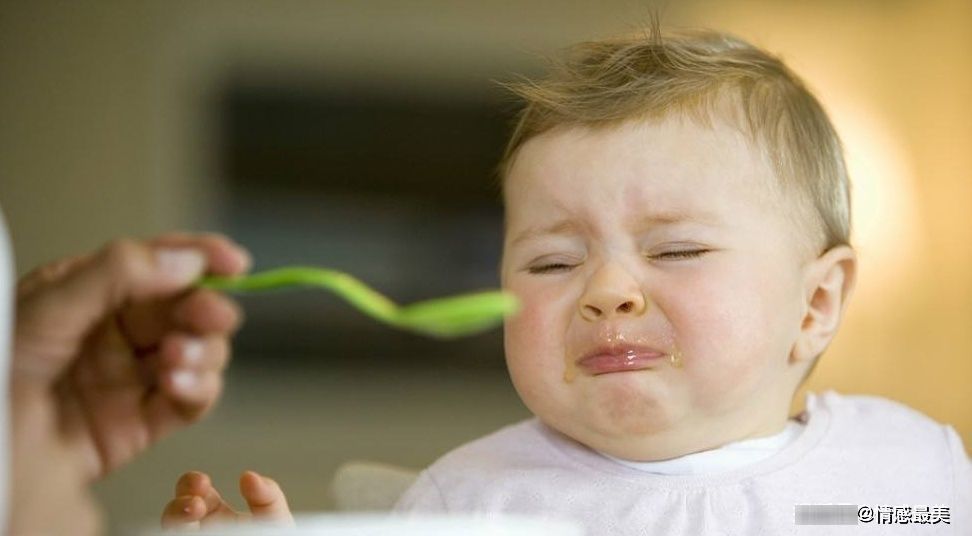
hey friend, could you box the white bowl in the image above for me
[138,512,583,536]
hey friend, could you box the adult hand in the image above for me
[8,233,250,535]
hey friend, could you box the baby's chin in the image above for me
[571,414,713,462]
[540,380,698,459]
[550,417,696,462]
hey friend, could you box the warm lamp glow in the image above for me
[825,98,922,301]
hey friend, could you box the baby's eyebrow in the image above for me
[631,210,722,229]
[510,210,720,246]
[510,219,581,246]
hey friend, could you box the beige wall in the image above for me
[1,3,170,269]
[0,0,653,272]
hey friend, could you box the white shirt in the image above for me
[397,391,972,535]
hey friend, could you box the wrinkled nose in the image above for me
[578,263,648,321]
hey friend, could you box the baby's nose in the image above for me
[578,267,648,321]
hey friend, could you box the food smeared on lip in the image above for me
[669,347,683,368]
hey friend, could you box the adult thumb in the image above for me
[14,240,206,376]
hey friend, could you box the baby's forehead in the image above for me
[502,115,819,231]
[507,143,784,211]
[510,116,777,184]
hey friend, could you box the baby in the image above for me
[161,26,971,534]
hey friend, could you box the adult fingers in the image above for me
[140,365,224,440]
[153,333,231,374]
[15,253,91,299]
[14,239,209,380]
[172,290,243,336]
[149,233,251,277]
[163,368,223,411]
[117,231,250,351]
[117,286,241,360]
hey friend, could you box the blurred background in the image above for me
[1,1,970,533]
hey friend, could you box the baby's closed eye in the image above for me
[648,248,711,260]
[528,262,577,274]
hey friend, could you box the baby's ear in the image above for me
[791,245,857,364]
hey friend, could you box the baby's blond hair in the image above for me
[499,25,851,253]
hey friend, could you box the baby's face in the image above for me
[501,116,814,460]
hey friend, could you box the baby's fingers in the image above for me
[161,495,206,530]
[239,471,294,525]
[174,471,215,501]
[171,471,236,519]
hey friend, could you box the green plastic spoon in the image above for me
[197,267,519,338]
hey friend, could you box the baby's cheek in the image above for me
[674,299,768,401]
[505,292,565,383]
[505,284,565,346]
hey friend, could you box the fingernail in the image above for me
[237,248,253,273]
[172,370,198,391]
[156,248,206,283]
[182,338,204,365]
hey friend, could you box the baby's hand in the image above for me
[161,470,294,530]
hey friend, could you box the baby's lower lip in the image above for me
[577,352,666,376]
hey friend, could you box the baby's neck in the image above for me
[599,418,806,475]
[593,400,796,462]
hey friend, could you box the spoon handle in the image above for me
[198,266,518,338]
[198,267,398,324]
